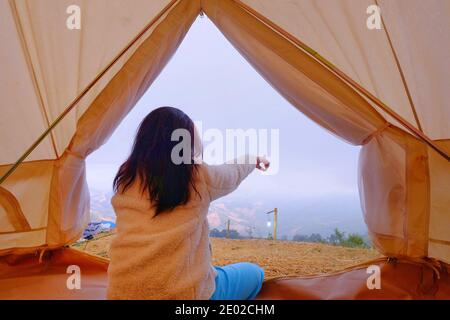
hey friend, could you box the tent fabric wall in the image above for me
[203,0,387,147]
[0,0,56,163]
[358,126,430,258]
[0,248,109,300]
[234,0,412,132]
[0,0,449,299]
[237,0,450,140]
[0,160,53,250]
[377,0,450,140]
[428,141,450,263]
[0,0,201,255]
[45,0,201,249]
[202,0,448,261]
[0,0,447,260]
[0,0,176,163]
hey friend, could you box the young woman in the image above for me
[107,106,269,300]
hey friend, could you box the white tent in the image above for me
[1,0,449,299]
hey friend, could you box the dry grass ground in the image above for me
[72,232,381,279]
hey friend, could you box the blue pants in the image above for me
[210,263,264,300]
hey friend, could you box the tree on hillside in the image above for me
[228,230,241,239]
[209,228,222,238]
[327,228,345,245]
[246,226,255,239]
[209,228,241,239]
[292,233,323,243]
[343,233,367,248]
[308,233,323,243]
[292,234,307,242]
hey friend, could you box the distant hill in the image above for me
[90,189,115,222]
[89,189,367,240]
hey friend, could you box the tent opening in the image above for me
[2,0,449,300]
[75,16,379,278]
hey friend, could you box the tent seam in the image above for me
[223,0,385,142]
[8,0,59,159]
[0,0,181,186]
[0,226,46,235]
[375,0,423,132]
[361,122,390,144]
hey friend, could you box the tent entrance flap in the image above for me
[227,0,449,162]
[0,0,201,255]
[202,0,449,262]
[0,0,182,187]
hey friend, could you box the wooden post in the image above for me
[226,219,230,239]
[273,208,278,240]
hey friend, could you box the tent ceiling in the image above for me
[0,0,448,261]
[0,0,172,164]
[240,0,450,140]
[1,0,449,167]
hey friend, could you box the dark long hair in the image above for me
[113,107,200,215]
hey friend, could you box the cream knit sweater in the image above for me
[107,159,255,299]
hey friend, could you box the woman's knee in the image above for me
[240,262,265,284]
[254,264,265,283]
[241,263,264,299]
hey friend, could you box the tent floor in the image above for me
[0,248,109,299]
[257,259,450,299]
[1,248,449,299]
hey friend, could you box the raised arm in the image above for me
[202,155,270,202]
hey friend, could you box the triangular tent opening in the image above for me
[1,0,449,299]
[84,15,366,244]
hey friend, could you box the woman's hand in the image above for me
[256,156,270,171]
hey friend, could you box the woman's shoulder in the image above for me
[191,164,209,195]
[193,163,209,182]
[193,163,219,192]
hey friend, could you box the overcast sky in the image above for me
[86,16,361,200]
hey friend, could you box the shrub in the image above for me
[293,228,368,248]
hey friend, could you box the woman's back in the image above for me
[107,106,267,300]
[107,162,255,299]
